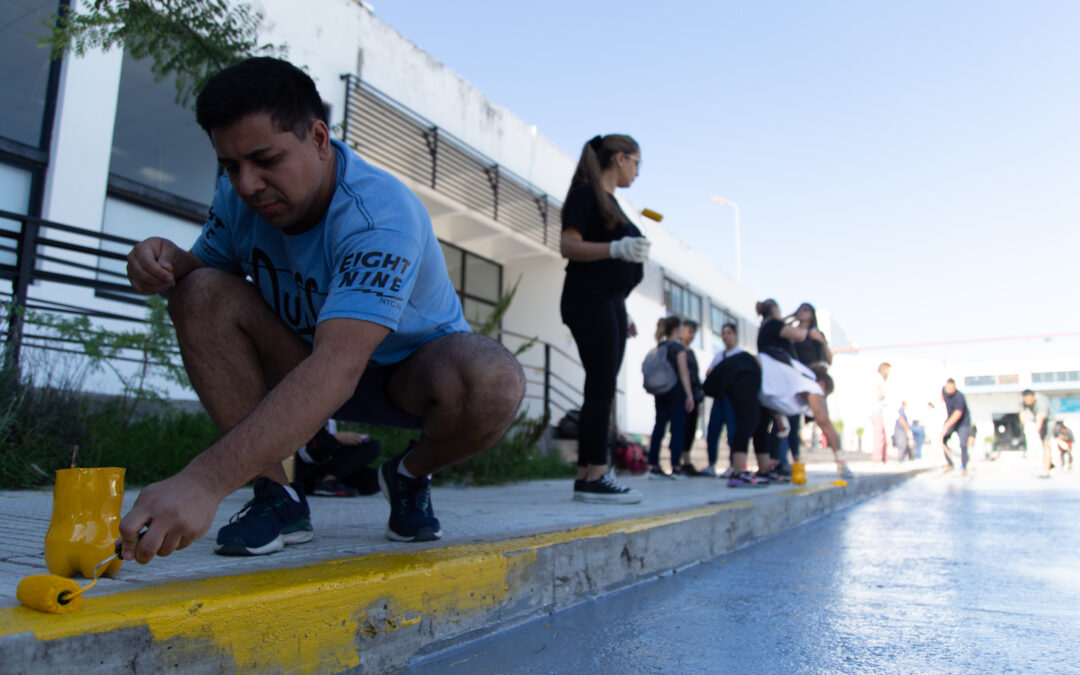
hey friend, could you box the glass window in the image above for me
[438,240,501,330]
[710,304,736,336]
[463,297,495,328]
[99,197,202,291]
[109,52,217,204]
[964,375,995,387]
[0,163,34,268]
[464,252,499,303]
[0,0,59,148]
[440,241,462,291]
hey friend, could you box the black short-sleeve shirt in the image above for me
[794,334,827,367]
[561,184,644,295]
[757,318,797,363]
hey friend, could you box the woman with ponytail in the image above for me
[560,134,651,504]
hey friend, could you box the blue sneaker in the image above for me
[378,448,441,542]
[215,478,314,556]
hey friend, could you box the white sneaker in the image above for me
[699,466,718,477]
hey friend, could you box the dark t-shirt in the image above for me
[561,184,644,295]
[757,318,797,363]
[942,389,970,430]
[685,347,701,393]
[664,340,686,372]
[794,333,827,367]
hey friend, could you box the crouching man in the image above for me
[120,58,524,562]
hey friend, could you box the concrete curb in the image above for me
[0,469,919,674]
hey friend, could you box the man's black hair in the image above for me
[195,57,327,138]
[1022,389,1034,397]
[722,322,737,334]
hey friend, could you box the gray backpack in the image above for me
[642,342,678,395]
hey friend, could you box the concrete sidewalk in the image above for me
[0,459,924,673]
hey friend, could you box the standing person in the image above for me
[755,299,811,472]
[893,401,914,462]
[705,322,743,477]
[560,134,650,504]
[1021,389,1057,477]
[647,317,695,478]
[910,409,927,460]
[677,320,706,475]
[869,362,892,464]
[940,379,972,475]
[118,58,525,563]
[779,301,834,473]
[1054,421,1073,471]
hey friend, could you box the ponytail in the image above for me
[566,133,640,230]
[654,316,681,342]
[755,298,779,320]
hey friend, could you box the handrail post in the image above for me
[543,343,552,420]
[5,214,41,370]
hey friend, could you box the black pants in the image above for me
[726,372,762,458]
[683,397,701,454]
[561,289,628,467]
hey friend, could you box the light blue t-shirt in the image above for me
[192,140,469,365]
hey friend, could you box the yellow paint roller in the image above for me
[18,540,130,614]
[17,542,122,614]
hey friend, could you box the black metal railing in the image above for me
[0,208,585,420]
[341,75,562,253]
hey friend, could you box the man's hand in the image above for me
[628,321,637,338]
[126,237,183,294]
[117,472,222,564]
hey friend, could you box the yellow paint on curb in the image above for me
[0,497,759,672]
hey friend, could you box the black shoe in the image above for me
[573,472,643,504]
[378,446,441,542]
[215,478,313,556]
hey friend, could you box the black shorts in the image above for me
[332,362,422,429]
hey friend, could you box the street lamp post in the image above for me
[711,196,741,283]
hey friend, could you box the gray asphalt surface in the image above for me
[409,462,1080,674]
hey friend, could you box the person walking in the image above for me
[705,322,743,477]
[647,317,695,479]
[893,401,915,462]
[559,134,650,503]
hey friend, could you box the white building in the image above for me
[0,0,760,437]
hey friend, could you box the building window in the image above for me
[663,278,703,346]
[0,0,61,149]
[710,304,737,337]
[439,241,501,329]
[109,52,218,206]
[964,375,995,387]
[1033,371,1080,384]
[0,163,34,269]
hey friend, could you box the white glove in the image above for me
[609,236,651,263]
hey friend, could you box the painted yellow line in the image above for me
[0,495,771,672]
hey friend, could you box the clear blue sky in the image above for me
[370,1,1080,360]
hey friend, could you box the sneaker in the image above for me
[215,478,314,556]
[765,469,791,483]
[648,466,671,480]
[679,464,703,477]
[669,467,689,481]
[699,466,718,478]
[719,467,735,479]
[312,478,359,497]
[727,471,768,487]
[838,464,855,480]
[574,473,643,504]
[378,449,441,542]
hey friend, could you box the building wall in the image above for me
[6,0,761,437]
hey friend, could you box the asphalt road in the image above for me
[408,466,1080,674]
